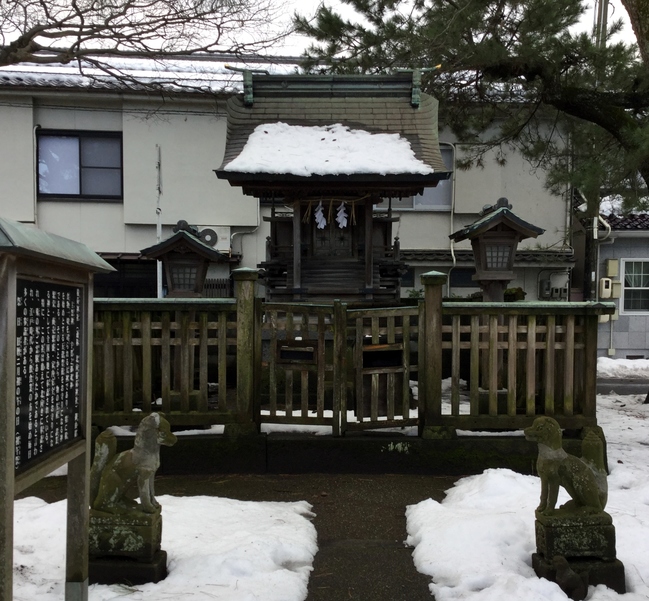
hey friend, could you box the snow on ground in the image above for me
[26,360,649,599]
[406,392,649,600]
[597,356,649,379]
[13,496,316,601]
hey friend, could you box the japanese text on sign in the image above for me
[14,279,82,471]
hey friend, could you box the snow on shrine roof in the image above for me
[223,122,435,176]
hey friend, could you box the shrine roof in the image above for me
[215,72,452,197]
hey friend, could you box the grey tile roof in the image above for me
[400,249,575,265]
[602,213,649,230]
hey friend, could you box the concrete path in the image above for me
[20,473,458,600]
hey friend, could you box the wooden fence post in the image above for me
[582,311,599,419]
[333,300,346,436]
[232,268,259,435]
[420,271,449,438]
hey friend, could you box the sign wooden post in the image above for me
[0,217,113,601]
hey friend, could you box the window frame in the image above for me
[374,143,454,213]
[621,258,649,314]
[37,129,124,202]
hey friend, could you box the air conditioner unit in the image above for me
[198,226,230,252]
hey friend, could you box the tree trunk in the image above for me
[620,0,649,67]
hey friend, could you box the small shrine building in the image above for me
[216,71,452,303]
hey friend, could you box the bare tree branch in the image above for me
[0,0,292,72]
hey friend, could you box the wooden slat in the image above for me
[198,312,208,412]
[122,312,133,413]
[102,312,114,413]
[285,311,294,415]
[451,315,460,415]
[371,373,379,421]
[355,316,364,421]
[507,314,517,417]
[218,311,228,409]
[269,310,278,416]
[470,314,480,415]
[545,315,556,415]
[333,300,345,436]
[489,314,498,416]
[300,369,309,416]
[161,312,171,412]
[564,315,575,415]
[582,315,598,418]
[387,373,395,420]
[371,316,380,343]
[402,314,412,419]
[141,312,152,412]
[317,313,326,419]
[180,312,191,411]
[526,315,537,416]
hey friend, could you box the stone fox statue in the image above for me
[90,414,177,514]
[524,417,608,516]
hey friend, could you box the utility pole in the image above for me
[582,0,609,300]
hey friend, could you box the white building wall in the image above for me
[0,95,36,222]
[390,142,568,255]
[0,88,571,297]
[122,100,257,227]
[0,92,260,259]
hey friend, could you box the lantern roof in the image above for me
[449,198,544,243]
[140,229,229,261]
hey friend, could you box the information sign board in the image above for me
[14,279,82,471]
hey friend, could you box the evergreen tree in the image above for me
[295,0,647,212]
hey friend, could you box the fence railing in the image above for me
[92,270,615,434]
[92,298,238,427]
[434,304,598,431]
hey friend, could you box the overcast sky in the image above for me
[277,0,634,57]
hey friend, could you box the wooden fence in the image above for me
[92,298,238,427]
[92,270,615,434]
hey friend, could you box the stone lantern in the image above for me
[141,221,229,297]
[450,198,544,301]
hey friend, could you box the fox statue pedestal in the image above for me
[531,511,626,597]
[88,414,177,585]
[89,508,167,585]
[525,418,626,599]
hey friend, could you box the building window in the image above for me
[449,268,477,287]
[375,144,454,212]
[94,259,157,298]
[37,131,123,200]
[623,260,649,312]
